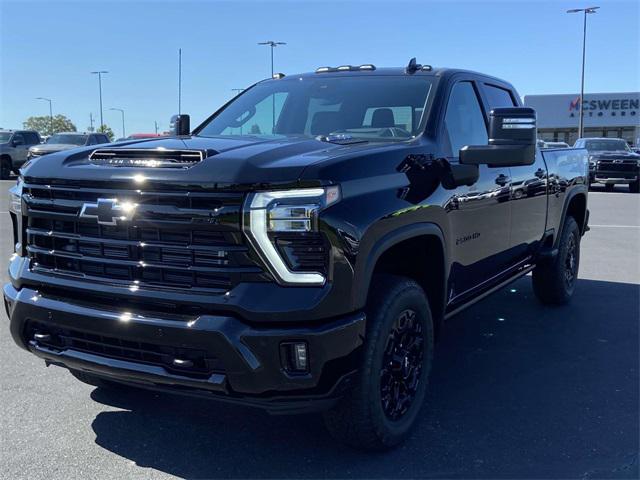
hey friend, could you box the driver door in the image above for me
[443,80,512,300]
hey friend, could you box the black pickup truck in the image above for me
[575,137,640,192]
[5,60,589,450]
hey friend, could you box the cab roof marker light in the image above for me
[315,67,331,73]
[272,73,285,79]
[337,65,351,71]
[359,64,376,70]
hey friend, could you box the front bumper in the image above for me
[592,170,638,185]
[4,282,365,414]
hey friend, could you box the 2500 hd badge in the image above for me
[5,59,589,450]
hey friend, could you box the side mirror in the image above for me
[460,107,536,167]
[170,114,191,136]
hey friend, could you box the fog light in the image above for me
[280,341,309,373]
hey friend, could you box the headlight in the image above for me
[9,178,23,215]
[244,186,340,285]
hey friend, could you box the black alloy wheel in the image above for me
[380,309,424,421]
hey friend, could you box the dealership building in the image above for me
[523,92,640,146]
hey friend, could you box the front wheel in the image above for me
[532,216,580,305]
[323,275,434,451]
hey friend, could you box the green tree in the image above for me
[23,114,76,136]
[249,124,262,134]
[97,124,114,141]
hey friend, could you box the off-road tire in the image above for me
[532,216,580,305]
[323,274,434,451]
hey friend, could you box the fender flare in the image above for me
[352,222,448,310]
[554,185,588,248]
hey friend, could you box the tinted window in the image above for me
[444,82,488,156]
[12,133,25,145]
[22,132,40,145]
[98,135,109,144]
[584,139,630,152]
[483,84,516,109]
[198,76,432,141]
[47,134,89,145]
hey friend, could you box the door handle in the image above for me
[495,174,511,186]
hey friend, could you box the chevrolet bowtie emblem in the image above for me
[79,198,136,225]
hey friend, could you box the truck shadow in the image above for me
[89,277,639,479]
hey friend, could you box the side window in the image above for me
[483,84,516,109]
[87,136,97,145]
[444,81,488,156]
[100,135,109,143]
[24,132,39,145]
[221,92,288,135]
[12,133,25,145]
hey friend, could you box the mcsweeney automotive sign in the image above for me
[524,92,640,129]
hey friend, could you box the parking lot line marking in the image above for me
[589,224,640,228]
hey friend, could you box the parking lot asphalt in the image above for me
[0,179,638,480]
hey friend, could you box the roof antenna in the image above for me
[406,57,421,74]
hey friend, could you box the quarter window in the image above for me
[483,84,516,109]
[444,82,488,156]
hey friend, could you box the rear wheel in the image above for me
[630,180,639,194]
[323,275,434,451]
[532,216,580,305]
[0,157,11,180]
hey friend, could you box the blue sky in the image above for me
[1,0,639,135]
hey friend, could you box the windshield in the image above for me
[197,76,433,141]
[0,132,12,143]
[584,139,630,152]
[47,134,88,145]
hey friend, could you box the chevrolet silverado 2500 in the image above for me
[5,60,589,450]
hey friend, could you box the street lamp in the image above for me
[36,97,53,134]
[258,41,286,77]
[90,70,109,132]
[567,6,599,139]
[258,41,286,132]
[109,108,125,139]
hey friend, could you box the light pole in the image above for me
[36,97,53,134]
[91,71,108,132]
[567,6,599,139]
[258,41,286,78]
[258,41,285,132]
[109,108,125,139]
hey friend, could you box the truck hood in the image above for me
[22,135,398,187]
[589,150,640,159]
[29,143,83,154]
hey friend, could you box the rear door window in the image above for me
[483,84,516,109]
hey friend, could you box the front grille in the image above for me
[27,321,223,379]
[23,182,263,292]
[597,160,637,172]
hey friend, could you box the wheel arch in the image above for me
[353,223,448,337]
[555,188,588,247]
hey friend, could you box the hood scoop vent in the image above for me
[89,148,209,168]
